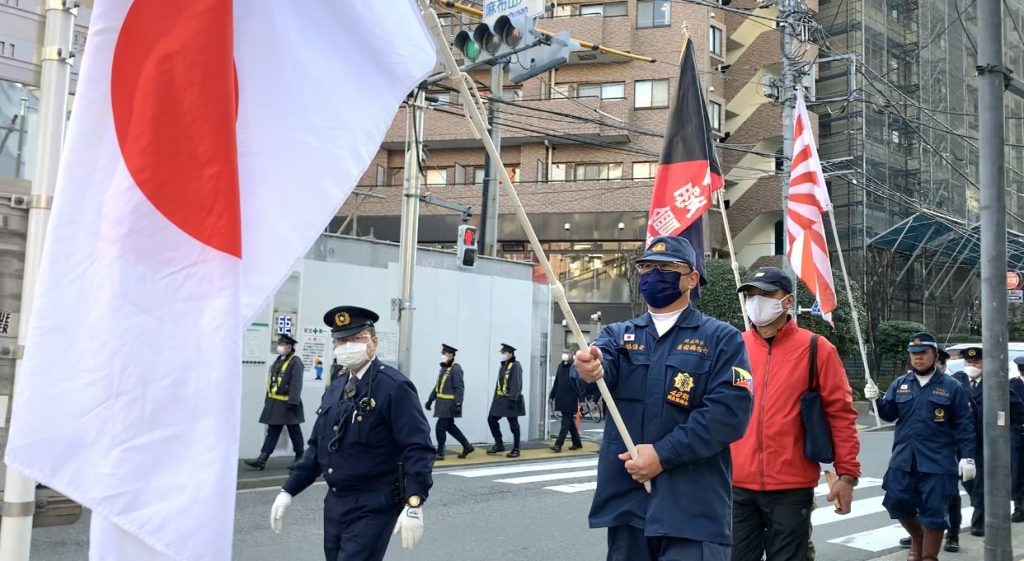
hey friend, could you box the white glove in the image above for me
[270,491,292,533]
[392,506,424,550]
[959,458,977,482]
[864,381,879,400]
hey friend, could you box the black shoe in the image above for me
[457,445,475,459]
[549,445,562,453]
[970,527,984,537]
[486,443,506,455]
[434,453,445,461]
[945,534,959,552]
[1013,510,1024,523]
[506,448,521,458]
[899,536,912,548]
[243,453,269,470]
[568,443,583,450]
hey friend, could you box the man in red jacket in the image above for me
[730,267,862,561]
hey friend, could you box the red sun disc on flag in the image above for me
[111,0,241,257]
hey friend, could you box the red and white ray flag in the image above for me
[3,1,435,560]
[786,88,838,325]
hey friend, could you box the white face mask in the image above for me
[965,365,983,380]
[561,353,571,362]
[745,295,786,327]
[335,342,369,369]
[276,345,287,355]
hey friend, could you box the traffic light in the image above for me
[453,14,578,83]
[457,224,478,268]
[508,29,580,84]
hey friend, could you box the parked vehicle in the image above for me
[944,342,1024,378]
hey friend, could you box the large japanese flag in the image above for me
[3,1,435,560]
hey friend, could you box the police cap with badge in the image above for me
[323,306,379,339]
[638,236,696,266]
[961,346,983,360]
[442,344,458,355]
[278,333,298,346]
[907,332,939,352]
[500,343,516,354]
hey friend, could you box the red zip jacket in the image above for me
[730,319,861,490]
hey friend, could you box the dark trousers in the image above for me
[555,410,581,447]
[435,418,470,454]
[260,424,304,456]
[963,476,984,530]
[607,525,729,561]
[323,488,403,561]
[948,491,962,536]
[487,415,521,448]
[731,487,814,561]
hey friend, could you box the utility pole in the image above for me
[0,2,76,560]
[396,89,425,376]
[778,0,805,302]
[481,63,503,257]
[977,0,1011,555]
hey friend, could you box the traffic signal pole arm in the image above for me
[418,0,652,494]
[435,0,657,64]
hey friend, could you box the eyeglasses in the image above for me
[336,333,373,344]
[636,262,692,275]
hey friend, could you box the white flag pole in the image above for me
[825,208,882,428]
[715,192,750,330]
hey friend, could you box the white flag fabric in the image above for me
[4,1,435,560]
[786,88,837,325]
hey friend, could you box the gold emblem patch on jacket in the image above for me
[934,407,946,422]
[667,372,694,407]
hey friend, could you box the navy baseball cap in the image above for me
[907,332,939,352]
[737,267,793,295]
[636,236,696,267]
[1014,356,1024,368]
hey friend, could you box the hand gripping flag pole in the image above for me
[419,2,652,493]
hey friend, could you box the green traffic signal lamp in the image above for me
[454,30,481,60]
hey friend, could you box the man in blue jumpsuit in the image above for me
[864,333,975,561]
[269,306,435,560]
[574,236,753,561]
[950,346,1024,536]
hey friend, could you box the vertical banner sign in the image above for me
[483,0,545,26]
[299,325,329,367]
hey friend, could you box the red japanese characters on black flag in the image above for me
[646,36,724,288]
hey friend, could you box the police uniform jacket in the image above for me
[489,358,525,417]
[283,358,435,501]
[952,371,1024,457]
[875,370,975,474]
[583,306,753,544]
[549,361,579,413]
[426,362,464,419]
[1011,376,1024,497]
[258,353,304,426]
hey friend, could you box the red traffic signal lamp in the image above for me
[457,225,477,268]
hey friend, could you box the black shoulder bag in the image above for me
[800,334,835,463]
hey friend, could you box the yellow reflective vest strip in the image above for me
[435,366,455,399]
[496,361,513,396]
[267,356,295,401]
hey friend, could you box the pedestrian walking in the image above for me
[270,306,435,559]
[950,346,1024,536]
[487,343,525,458]
[425,343,474,461]
[549,348,583,453]
[865,332,976,561]
[244,333,305,470]
[730,267,861,561]
[574,236,753,561]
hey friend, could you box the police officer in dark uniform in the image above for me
[574,236,753,561]
[270,306,435,559]
[1012,355,1024,522]
[549,348,583,453]
[245,333,305,470]
[864,333,975,561]
[425,343,474,461]
[949,346,1024,536]
[487,343,525,458]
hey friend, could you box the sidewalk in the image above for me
[236,439,600,490]
[866,523,1024,560]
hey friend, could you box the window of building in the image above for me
[504,87,524,102]
[636,0,671,27]
[709,26,724,57]
[576,82,625,99]
[424,168,447,185]
[472,166,520,184]
[635,79,670,108]
[709,101,723,131]
[427,92,450,106]
[581,2,627,16]
[576,163,623,180]
[890,129,901,144]
[632,161,658,179]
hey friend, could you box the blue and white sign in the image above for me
[810,300,823,317]
[483,0,544,27]
[275,314,294,336]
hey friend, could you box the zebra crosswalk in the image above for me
[444,458,977,555]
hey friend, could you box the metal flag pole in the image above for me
[825,209,881,427]
[418,1,651,493]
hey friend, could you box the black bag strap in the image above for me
[808,334,820,391]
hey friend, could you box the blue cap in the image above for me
[907,332,939,352]
[737,267,793,295]
[323,305,379,339]
[636,236,696,267]
[1014,356,1024,367]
